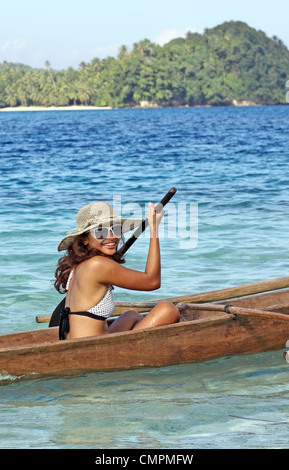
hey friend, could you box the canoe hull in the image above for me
[1,286,289,383]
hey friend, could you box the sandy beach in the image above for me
[0,105,112,112]
[0,101,260,112]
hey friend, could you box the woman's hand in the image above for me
[146,202,164,236]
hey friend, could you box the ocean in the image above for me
[0,105,289,449]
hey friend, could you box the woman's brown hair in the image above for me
[54,233,125,293]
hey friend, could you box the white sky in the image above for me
[1,0,288,69]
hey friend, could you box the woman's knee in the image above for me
[109,309,143,333]
[146,301,180,327]
[123,310,144,329]
[158,301,180,323]
[132,302,180,330]
[124,310,143,322]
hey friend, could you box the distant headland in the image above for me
[0,21,288,110]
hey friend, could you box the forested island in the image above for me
[0,21,288,109]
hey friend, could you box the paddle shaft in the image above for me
[120,187,177,255]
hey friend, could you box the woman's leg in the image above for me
[108,302,180,333]
[132,302,180,330]
[108,310,143,333]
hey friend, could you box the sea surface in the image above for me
[0,106,289,449]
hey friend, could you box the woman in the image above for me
[55,200,180,340]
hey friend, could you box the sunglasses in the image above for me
[90,224,122,240]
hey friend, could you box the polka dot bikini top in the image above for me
[66,269,115,319]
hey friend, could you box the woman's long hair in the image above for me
[54,233,125,293]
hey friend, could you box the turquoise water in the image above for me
[1,353,289,449]
[0,106,289,449]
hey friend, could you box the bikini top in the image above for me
[65,269,115,319]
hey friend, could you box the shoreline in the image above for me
[0,105,112,112]
[0,101,277,113]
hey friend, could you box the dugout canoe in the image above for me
[1,276,289,384]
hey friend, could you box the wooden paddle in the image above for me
[47,188,177,327]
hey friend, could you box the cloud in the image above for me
[1,38,28,54]
[155,27,198,46]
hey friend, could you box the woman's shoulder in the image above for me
[79,255,117,272]
[75,256,118,286]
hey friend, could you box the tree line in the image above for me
[0,21,288,108]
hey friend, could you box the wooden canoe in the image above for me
[1,276,289,384]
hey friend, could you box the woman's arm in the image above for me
[89,202,163,291]
[143,201,161,288]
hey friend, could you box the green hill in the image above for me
[0,21,288,108]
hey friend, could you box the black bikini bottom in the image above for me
[59,306,107,340]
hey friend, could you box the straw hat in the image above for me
[57,201,142,251]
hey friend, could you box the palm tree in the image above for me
[44,60,56,88]
[118,45,129,60]
[79,61,88,71]
[90,57,102,73]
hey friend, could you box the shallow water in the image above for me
[0,106,289,449]
[1,352,289,449]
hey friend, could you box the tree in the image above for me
[44,60,56,89]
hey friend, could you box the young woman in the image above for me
[55,200,180,340]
